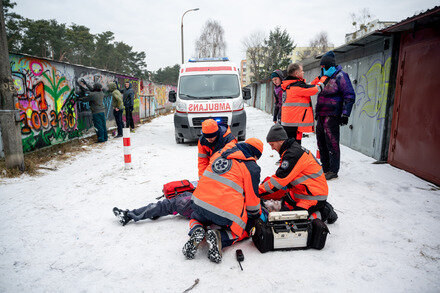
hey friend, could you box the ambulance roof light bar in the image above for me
[188,57,229,62]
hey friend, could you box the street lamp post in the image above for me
[181,8,199,64]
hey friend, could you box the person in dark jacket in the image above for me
[108,82,124,137]
[312,51,356,180]
[121,81,135,132]
[77,80,108,143]
[271,69,284,123]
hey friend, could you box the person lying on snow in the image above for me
[113,184,196,226]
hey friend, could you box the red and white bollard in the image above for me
[123,128,132,169]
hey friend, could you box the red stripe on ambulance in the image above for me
[185,66,232,72]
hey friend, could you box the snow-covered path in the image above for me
[1,105,439,292]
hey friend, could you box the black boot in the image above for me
[206,229,222,263]
[325,171,338,181]
[324,202,338,224]
[113,207,132,226]
[182,226,206,259]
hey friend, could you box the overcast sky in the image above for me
[12,0,439,71]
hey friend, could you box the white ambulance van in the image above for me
[168,57,251,143]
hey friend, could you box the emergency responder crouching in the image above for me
[183,138,264,263]
[197,119,237,178]
[259,124,338,223]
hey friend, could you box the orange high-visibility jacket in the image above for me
[198,126,237,178]
[280,76,328,132]
[259,139,328,210]
[193,143,261,236]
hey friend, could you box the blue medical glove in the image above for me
[323,66,336,77]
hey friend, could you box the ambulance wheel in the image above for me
[175,134,184,144]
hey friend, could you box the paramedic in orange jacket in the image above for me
[198,119,237,178]
[183,138,263,263]
[259,124,338,223]
[281,63,334,144]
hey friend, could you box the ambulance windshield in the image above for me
[179,74,240,100]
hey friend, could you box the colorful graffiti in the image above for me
[356,56,391,121]
[11,56,83,152]
[8,54,138,153]
[3,53,176,155]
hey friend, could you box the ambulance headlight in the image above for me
[232,99,243,111]
[176,102,187,112]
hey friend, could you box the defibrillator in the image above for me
[252,210,329,253]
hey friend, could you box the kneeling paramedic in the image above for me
[198,119,237,178]
[259,124,338,223]
[183,138,263,263]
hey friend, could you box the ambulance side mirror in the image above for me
[242,88,251,100]
[169,90,176,103]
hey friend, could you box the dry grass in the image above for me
[0,136,96,178]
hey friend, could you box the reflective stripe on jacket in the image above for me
[197,125,237,177]
[281,76,327,132]
[258,139,328,210]
[193,143,261,236]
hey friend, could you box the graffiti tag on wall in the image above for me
[356,56,391,121]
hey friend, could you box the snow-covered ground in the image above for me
[0,105,439,292]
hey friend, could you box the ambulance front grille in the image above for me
[192,117,228,126]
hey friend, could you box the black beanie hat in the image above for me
[270,69,284,80]
[266,124,288,142]
[320,51,336,68]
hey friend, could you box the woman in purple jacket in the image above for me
[271,69,285,123]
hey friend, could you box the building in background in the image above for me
[345,19,397,43]
[240,59,247,86]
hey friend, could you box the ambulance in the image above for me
[168,57,250,143]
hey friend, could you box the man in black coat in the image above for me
[121,81,135,132]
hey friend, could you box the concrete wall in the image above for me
[0,53,176,156]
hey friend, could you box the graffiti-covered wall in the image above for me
[1,53,176,156]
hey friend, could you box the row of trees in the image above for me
[3,0,148,78]
[242,27,295,82]
[242,27,334,83]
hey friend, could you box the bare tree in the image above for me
[194,19,226,58]
[242,31,266,82]
[299,31,333,60]
[350,8,373,32]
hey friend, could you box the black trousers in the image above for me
[282,126,302,145]
[273,105,281,123]
[113,109,124,136]
[125,107,135,129]
[316,116,340,173]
